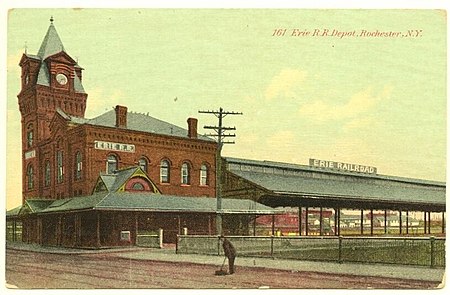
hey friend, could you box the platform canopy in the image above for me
[7,193,279,217]
[223,157,446,212]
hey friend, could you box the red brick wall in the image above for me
[26,122,217,201]
[84,124,217,197]
[18,54,215,202]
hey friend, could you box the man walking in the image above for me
[220,235,237,274]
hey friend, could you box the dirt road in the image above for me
[5,249,440,289]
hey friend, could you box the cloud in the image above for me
[298,86,392,122]
[265,69,307,100]
[342,116,377,132]
[85,87,126,117]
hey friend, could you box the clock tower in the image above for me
[18,17,88,201]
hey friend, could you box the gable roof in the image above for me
[93,166,161,194]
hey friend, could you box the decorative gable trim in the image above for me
[45,51,77,65]
[93,178,108,194]
[118,168,161,194]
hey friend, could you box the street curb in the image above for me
[6,244,445,284]
[109,253,444,284]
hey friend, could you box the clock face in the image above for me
[56,73,68,85]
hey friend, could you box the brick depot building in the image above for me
[7,19,445,248]
[7,19,276,247]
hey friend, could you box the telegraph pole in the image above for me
[199,107,243,236]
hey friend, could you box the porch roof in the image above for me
[28,193,280,215]
[6,205,22,217]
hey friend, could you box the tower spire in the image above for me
[37,17,65,59]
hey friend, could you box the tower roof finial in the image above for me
[50,16,54,24]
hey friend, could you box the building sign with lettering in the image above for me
[309,158,377,174]
[24,150,36,159]
[94,141,135,153]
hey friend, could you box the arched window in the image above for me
[125,177,152,192]
[160,160,170,183]
[132,182,145,191]
[26,123,33,148]
[181,162,190,185]
[44,160,51,187]
[75,151,82,180]
[138,157,148,173]
[56,151,64,183]
[200,164,209,186]
[27,164,34,190]
[107,155,118,174]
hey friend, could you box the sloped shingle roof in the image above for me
[96,193,276,214]
[99,166,139,192]
[73,70,85,93]
[36,62,50,86]
[31,22,85,93]
[37,23,66,60]
[6,206,22,217]
[59,108,214,141]
[33,193,277,215]
[41,193,108,213]
[25,199,55,213]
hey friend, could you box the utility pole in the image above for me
[199,107,243,236]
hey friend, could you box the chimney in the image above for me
[115,105,128,128]
[187,117,198,139]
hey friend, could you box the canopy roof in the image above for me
[225,157,446,211]
[7,193,278,216]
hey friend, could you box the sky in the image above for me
[4,8,447,210]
